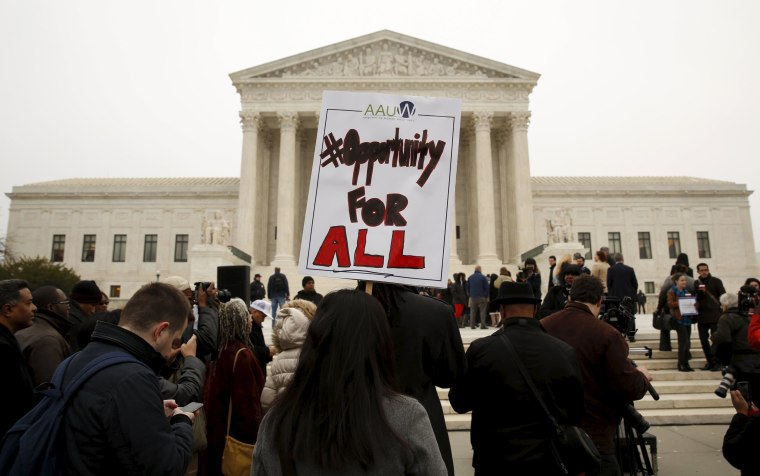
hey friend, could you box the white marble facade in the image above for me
[4,31,759,298]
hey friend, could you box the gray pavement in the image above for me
[450,424,738,475]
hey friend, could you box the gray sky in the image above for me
[1,0,758,250]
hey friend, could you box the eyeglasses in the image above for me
[54,299,70,305]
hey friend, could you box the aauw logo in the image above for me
[363,100,416,118]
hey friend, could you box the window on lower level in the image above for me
[577,232,592,259]
[645,281,655,294]
[110,285,121,298]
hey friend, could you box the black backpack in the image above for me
[0,351,143,475]
[271,274,287,294]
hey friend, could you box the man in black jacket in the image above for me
[249,273,266,301]
[607,253,639,339]
[249,299,275,377]
[61,282,195,475]
[450,281,584,475]
[0,279,36,438]
[695,263,726,371]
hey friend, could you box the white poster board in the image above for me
[298,91,461,288]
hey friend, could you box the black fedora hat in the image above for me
[491,281,541,307]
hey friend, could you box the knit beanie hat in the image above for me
[302,276,314,287]
[70,280,103,304]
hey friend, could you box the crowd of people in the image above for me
[0,250,758,475]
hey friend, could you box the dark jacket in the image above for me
[607,262,638,311]
[159,355,206,406]
[267,272,290,299]
[723,412,760,475]
[250,280,266,301]
[204,339,264,476]
[66,301,90,352]
[542,302,650,454]
[449,318,584,475]
[695,274,726,325]
[450,282,466,305]
[0,324,35,438]
[61,322,193,475]
[713,309,760,365]
[294,289,323,306]
[181,306,218,363]
[387,288,466,476]
[16,310,72,386]
[249,322,272,378]
[537,285,569,319]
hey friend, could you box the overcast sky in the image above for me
[1,1,758,251]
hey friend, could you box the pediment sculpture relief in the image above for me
[261,41,514,79]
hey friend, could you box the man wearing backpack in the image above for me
[267,267,289,326]
[60,282,195,474]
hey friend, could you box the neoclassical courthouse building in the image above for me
[5,31,758,300]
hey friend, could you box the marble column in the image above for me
[508,111,535,261]
[496,129,513,263]
[235,111,260,261]
[273,112,299,265]
[472,111,499,263]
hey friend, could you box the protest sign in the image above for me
[298,91,461,288]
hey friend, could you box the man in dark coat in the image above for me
[294,276,323,306]
[249,299,274,378]
[695,263,727,370]
[607,253,639,338]
[542,275,651,475]
[365,283,466,476]
[0,279,36,438]
[61,282,195,474]
[16,285,72,386]
[67,279,103,352]
[449,281,584,475]
[249,273,266,301]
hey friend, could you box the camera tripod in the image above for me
[616,357,659,475]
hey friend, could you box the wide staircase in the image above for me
[441,330,735,430]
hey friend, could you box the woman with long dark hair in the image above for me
[252,289,446,475]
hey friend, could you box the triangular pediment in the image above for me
[230,30,539,82]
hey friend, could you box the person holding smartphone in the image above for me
[723,387,760,474]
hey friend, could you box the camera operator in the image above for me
[537,265,581,319]
[542,275,651,476]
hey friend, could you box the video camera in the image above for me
[739,285,759,314]
[599,295,636,340]
[193,281,232,305]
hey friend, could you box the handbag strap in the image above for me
[226,347,246,436]
[497,331,562,434]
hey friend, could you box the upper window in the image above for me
[608,232,622,255]
[174,234,189,262]
[697,231,711,259]
[143,234,158,262]
[638,232,652,260]
[82,235,96,262]
[112,234,127,262]
[667,232,681,259]
[578,232,592,260]
[51,234,65,262]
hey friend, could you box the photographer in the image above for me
[542,275,651,476]
[537,265,581,319]
[522,258,542,301]
[713,292,760,367]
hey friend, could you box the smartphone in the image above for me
[737,381,752,404]
[180,402,204,413]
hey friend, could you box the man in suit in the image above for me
[607,253,639,340]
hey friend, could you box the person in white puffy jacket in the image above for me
[260,299,317,411]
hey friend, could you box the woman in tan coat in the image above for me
[591,250,610,294]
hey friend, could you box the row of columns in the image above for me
[236,110,535,267]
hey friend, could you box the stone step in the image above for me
[443,407,736,431]
[635,393,734,410]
